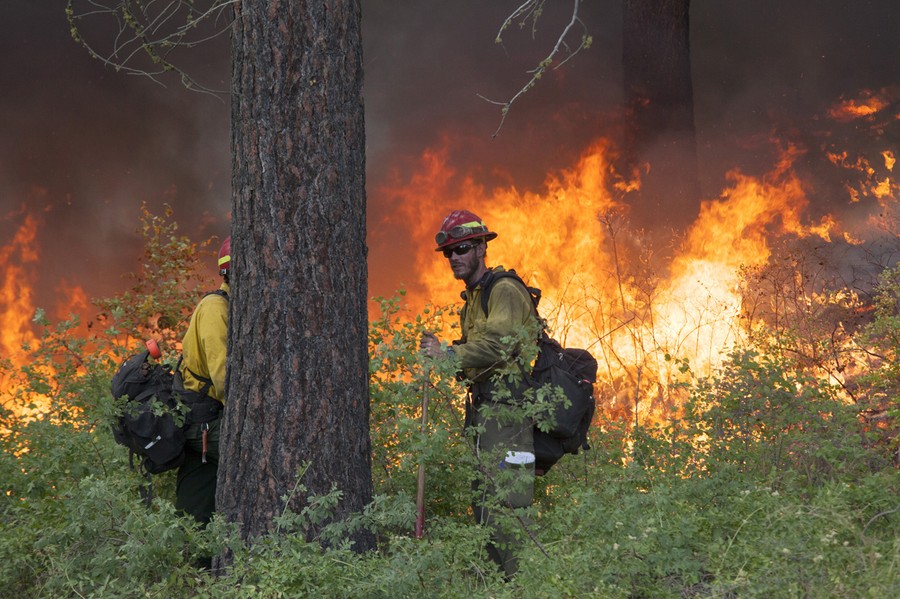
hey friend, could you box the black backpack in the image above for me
[478,269,599,474]
[110,349,186,475]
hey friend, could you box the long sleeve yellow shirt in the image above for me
[179,283,229,402]
[456,268,540,383]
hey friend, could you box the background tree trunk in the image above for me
[622,0,700,236]
[218,0,374,551]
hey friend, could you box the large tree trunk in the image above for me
[622,0,700,236]
[219,0,374,551]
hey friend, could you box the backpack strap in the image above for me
[177,354,215,399]
[205,289,229,301]
[175,354,223,426]
[478,268,542,317]
[476,269,548,388]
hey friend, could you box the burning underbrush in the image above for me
[371,127,898,432]
[1,163,898,596]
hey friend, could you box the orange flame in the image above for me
[827,87,896,122]
[372,138,844,421]
[0,213,41,361]
[661,146,834,367]
[54,280,90,323]
[0,211,94,418]
[375,139,622,312]
[828,150,898,202]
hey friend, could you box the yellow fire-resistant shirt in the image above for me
[179,283,229,402]
[456,267,541,383]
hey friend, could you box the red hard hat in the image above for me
[217,236,231,276]
[434,210,497,250]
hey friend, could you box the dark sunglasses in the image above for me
[435,224,489,245]
[442,242,480,259]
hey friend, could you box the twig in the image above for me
[66,0,234,96]
[861,503,900,538]
[479,0,591,138]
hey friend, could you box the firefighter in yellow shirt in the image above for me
[175,236,230,524]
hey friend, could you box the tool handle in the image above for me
[414,381,429,539]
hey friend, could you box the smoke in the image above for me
[0,3,230,307]
[689,1,899,203]
[363,0,899,300]
[0,1,898,318]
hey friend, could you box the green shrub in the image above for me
[2,210,898,597]
[675,348,877,487]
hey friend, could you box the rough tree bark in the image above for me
[622,0,700,235]
[218,0,374,551]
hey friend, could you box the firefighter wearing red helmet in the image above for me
[175,235,231,527]
[421,210,539,578]
[433,209,498,251]
[217,235,231,277]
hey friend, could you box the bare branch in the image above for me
[496,0,545,40]
[481,0,593,138]
[66,0,235,96]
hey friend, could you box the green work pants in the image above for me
[175,417,221,525]
[470,402,535,578]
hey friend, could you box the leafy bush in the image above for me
[856,263,900,463]
[368,295,475,520]
[674,348,879,487]
[1,211,898,597]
